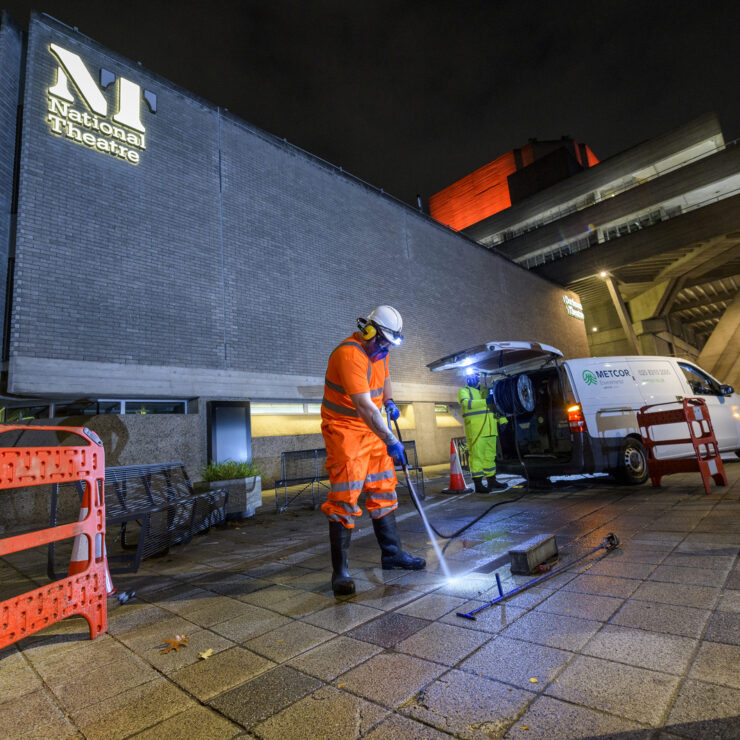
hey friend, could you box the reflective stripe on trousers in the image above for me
[321,425,398,529]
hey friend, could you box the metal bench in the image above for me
[275,442,425,512]
[48,462,228,576]
[274,448,329,512]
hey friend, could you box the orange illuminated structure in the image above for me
[429,137,598,231]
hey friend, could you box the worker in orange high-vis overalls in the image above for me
[321,305,425,595]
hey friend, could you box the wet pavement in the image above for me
[1,462,739,739]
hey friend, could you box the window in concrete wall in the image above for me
[435,404,462,428]
[251,401,414,437]
[53,401,122,415]
[122,401,187,415]
[0,405,50,422]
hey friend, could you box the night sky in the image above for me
[4,0,740,207]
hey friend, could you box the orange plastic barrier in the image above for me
[637,398,728,495]
[0,425,107,649]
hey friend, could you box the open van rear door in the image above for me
[428,341,563,376]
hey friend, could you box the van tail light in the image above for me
[567,404,586,433]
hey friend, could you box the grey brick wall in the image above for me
[0,13,23,356]
[8,13,589,400]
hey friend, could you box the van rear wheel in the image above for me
[615,438,648,485]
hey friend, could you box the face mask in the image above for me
[367,337,390,361]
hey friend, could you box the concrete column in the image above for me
[698,293,740,387]
[605,275,641,354]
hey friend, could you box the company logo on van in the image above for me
[582,370,598,386]
[582,367,632,386]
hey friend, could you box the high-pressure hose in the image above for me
[391,416,528,541]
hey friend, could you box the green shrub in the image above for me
[202,459,260,482]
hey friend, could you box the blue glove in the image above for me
[385,400,400,421]
[386,440,406,465]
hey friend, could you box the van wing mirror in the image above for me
[719,384,734,396]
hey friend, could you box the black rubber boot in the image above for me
[487,476,507,490]
[473,476,489,493]
[372,512,426,570]
[329,521,355,596]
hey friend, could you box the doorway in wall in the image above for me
[207,401,252,463]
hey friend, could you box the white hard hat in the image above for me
[364,305,403,345]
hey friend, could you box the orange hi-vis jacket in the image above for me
[320,334,398,527]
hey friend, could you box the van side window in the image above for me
[678,363,717,396]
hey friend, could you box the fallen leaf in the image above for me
[160,635,189,654]
[197,649,214,660]
[276,640,284,643]
[336,683,346,688]
[529,678,538,683]
[521,726,529,731]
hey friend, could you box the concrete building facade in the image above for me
[0,12,589,482]
[435,115,740,389]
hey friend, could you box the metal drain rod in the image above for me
[457,533,620,620]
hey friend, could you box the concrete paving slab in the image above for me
[363,712,455,738]
[630,581,720,609]
[243,620,334,662]
[339,651,446,708]
[266,589,336,618]
[300,601,383,633]
[400,668,533,739]
[610,599,711,638]
[1,687,78,739]
[176,595,265,627]
[287,635,382,681]
[251,684,388,739]
[562,572,640,598]
[648,563,729,587]
[716,590,740,613]
[396,621,490,666]
[665,679,740,739]
[132,705,241,739]
[534,589,624,621]
[170,646,275,701]
[584,558,658,579]
[344,582,423,610]
[459,635,573,690]
[504,694,650,739]
[688,640,740,689]
[106,602,173,636]
[45,652,158,712]
[581,624,697,675]
[208,604,292,642]
[69,677,194,740]
[237,583,301,608]
[546,654,681,726]
[395,592,468,619]
[500,611,602,652]
[0,662,46,703]
[661,552,737,571]
[703,610,740,645]
[207,664,322,729]
[345,611,430,648]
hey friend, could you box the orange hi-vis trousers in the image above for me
[320,422,398,529]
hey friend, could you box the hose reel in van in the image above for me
[491,374,536,415]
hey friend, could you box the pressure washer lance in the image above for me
[457,532,620,620]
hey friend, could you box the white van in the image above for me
[428,341,740,484]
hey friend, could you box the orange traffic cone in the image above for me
[443,439,472,494]
[68,506,115,595]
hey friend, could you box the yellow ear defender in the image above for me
[357,318,377,340]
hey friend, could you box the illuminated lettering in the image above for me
[45,44,155,165]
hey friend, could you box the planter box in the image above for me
[196,476,262,520]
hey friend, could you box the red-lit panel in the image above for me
[429,151,517,231]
